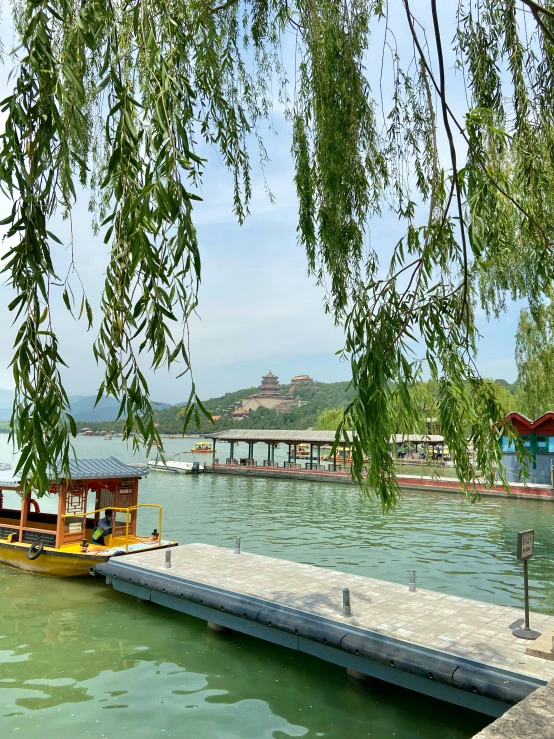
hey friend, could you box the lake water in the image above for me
[1,435,554,738]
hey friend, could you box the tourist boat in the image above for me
[295,444,311,457]
[190,442,213,453]
[104,434,112,440]
[0,456,176,577]
[148,459,204,474]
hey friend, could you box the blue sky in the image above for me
[0,5,522,404]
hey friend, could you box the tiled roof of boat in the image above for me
[61,456,143,480]
[0,457,142,488]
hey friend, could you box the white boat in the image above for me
[147,459,204,474]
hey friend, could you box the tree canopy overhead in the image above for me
[0,0,547,503]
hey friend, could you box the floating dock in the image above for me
[211,463,554,501]
[94,544,554,718]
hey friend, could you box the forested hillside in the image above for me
[83,380,354,434]
[78,377,521,436]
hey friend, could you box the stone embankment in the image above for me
[472,678,554,738]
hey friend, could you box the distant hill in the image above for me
[70,396,172,422]
[0,375,519,431]
[0,391,171,423]
[83,380,354,434]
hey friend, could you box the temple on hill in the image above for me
[240,371,296,415]
[260,371,280,395]
[289,374,313,393]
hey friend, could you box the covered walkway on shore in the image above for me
[206,429,444,472]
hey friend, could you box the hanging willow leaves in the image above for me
[0,0,548,501]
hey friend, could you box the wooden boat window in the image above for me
[64,486,86,537]
[99,487,115,510]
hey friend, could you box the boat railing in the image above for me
[62,504,163,553]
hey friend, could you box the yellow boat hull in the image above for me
[0,540,110,577]
[0,539,177,577]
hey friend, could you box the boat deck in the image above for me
[95,543,554,718]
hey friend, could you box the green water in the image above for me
[1,437,554,738]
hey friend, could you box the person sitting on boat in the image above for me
[91,510,114,546]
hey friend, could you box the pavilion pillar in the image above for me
[230,442,235,462]
[342,445,347,467]
[309,443,313,469]
[212,441,217,465]
[317,445,321,466]
[271,444,275,463]
[294,444,297,463]
[267,443,271,462]
[333,450,337,471]
[288,445,291,464]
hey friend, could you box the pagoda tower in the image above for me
[259,371,280,396]
[239,370,298,414]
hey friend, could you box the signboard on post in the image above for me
[517,529,534,560]
[513,529,541,640]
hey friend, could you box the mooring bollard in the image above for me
[235,537,241,554]
[342,588,352,616]
[165,549,172,568]
[408,569,416,592]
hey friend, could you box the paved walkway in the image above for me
[124,543,554,683]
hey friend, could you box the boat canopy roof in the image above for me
[0,456,143,492]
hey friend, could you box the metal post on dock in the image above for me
[235,537,241,554]
[513,529,541,640]
[408,569,416,592]
[342,588,352,616]
[165,549,172,568]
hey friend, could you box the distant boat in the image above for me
[148,459,204,474]
[190,442,213,453]
[104,434,112,440]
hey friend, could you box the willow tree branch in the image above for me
[403,0,551,254]
[521,0,554,22]
[430,0,468,328]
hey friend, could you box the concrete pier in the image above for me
[212,463,554,501]
[471,678,554,738]
[94,544,554,718]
